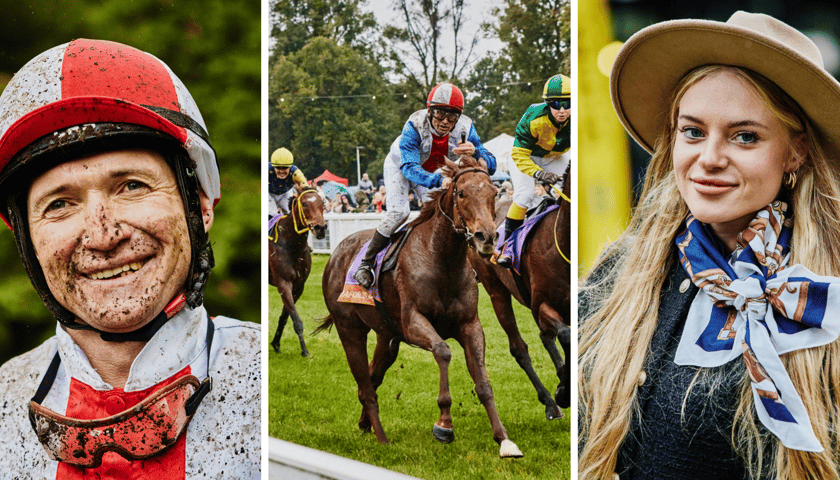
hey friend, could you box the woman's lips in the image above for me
[692,177,736,195]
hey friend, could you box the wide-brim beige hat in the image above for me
[611,11,840,160]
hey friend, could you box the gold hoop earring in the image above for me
[784,171,797,190]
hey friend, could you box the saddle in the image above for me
[526,196,558,218]
[380,225,414,275]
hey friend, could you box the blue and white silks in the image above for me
[675,201,840,452]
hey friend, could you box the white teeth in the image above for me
[89,262,143,280]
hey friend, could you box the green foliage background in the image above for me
[0,0,260,364]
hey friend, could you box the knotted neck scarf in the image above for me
[675,201,840,452]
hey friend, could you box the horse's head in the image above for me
[443,156,499,257]
[294,185,327,239]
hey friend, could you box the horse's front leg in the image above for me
[278,280,309,357]
[459,317,523,458]
[536,302,569,408]
[401,311,454,443]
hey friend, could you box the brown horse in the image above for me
[269,185,327,356]
[318,157,523,457]
[469,166,571,420]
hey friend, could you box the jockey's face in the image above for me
[548,100,571,123]
[430,108,459,135]
[274,166,290,179]
[27,149,200,332]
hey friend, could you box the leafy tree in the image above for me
[381,0,483,91]
[269,37,412,183]
[465,0,570,140]
[497,0,570,79]
[270,0,378,58]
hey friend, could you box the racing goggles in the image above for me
[546,99,571,110]
[430,108,460,123]
[28,318,214,468]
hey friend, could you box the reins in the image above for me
[437,167,491,241]
[550,184,571,264]
[292,188,318,234]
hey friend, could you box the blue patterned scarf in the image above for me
[675,201,840,452]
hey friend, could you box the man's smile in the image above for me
[85,260,147,280]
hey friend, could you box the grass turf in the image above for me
[268,253,570,479]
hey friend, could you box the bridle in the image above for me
[291,188,319,234]
[437,167,491,241]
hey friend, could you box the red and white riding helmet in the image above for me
[0,38,221,226]
[0,39,220,334]
[426,82,464,113]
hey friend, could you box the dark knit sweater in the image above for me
[581,255,761,479]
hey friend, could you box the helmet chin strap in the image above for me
[62,293,190,343]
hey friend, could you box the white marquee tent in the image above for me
[482,133,514,175]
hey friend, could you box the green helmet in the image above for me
[271,147,294,167]
[542,74,570,100]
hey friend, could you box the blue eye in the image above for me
[734,132,758,144]
[681,127,703,139]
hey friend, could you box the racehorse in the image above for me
[469,165,571,420]
[269,185,327,356]
[318,156,523,457]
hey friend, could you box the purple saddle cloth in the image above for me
[495,204,559,273]
[338,235,398,305]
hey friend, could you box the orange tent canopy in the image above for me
[313,169,348,186]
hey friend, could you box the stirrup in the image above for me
[353,264,375,289]
[496,254,513,269]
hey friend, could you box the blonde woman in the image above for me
[580,12,840,480]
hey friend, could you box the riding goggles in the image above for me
[28,318,215,468]
[546,99,571,110]
[430,108,460,123]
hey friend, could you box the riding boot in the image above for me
[496,217,523,268]
[353,230,390,288]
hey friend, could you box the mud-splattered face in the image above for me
[27,150,191,332]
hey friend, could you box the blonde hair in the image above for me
[579,65,840,480]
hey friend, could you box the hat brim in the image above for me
[611,19,840,160]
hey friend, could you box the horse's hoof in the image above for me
[271,343,280,354]
[301,349,309,357]
[432,424,454,444]
[546,404,564,420]
[499,439,523,458]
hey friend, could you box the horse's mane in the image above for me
[408,156,485,228]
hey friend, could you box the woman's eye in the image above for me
[734,132,758,144]
[681,126,703,139]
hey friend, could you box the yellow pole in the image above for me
[577,0,632,275]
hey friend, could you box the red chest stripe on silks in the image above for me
[56,365,192,480]
[422,133,450,173]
